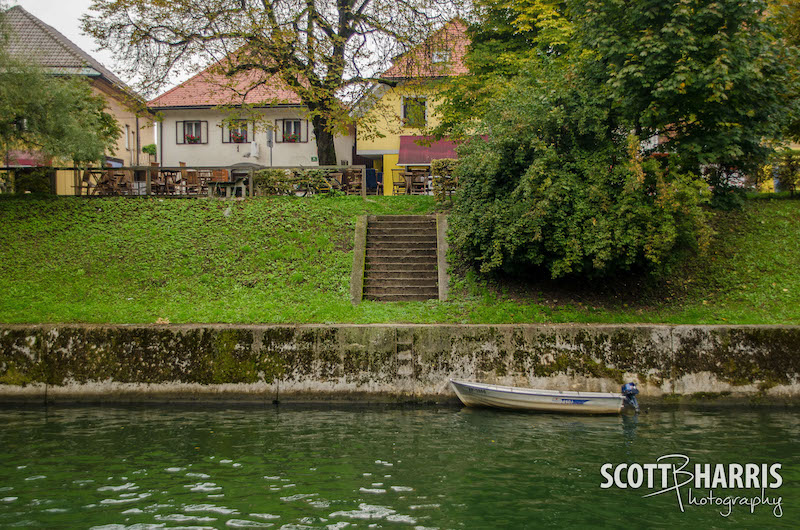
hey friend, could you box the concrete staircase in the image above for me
[363,215,438,302]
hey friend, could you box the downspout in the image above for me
[159,120,163,165]
[135,116,140,165]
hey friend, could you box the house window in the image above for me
[125,124,131,150]
[283,120,302,143]
[275,119,308,143]
[175,121,208,144]
[223,120,248,143]
[431,51,450,64]
[184,121,202,143]
[403,97,427,128]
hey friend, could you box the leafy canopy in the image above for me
[578,0,796,178]
[450,55,711,279]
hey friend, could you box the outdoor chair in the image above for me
[366,168,383,195]
[180,162,200,195]
[343,168,363,195]
[211,169,229,182]
[80,168,96,196]
[116,170,134,195]
[410,170,429,195]
[392,177,407,195]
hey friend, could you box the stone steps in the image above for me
[366,249,435,258]
[368,235,437,244]
[366,271,438,280]
[367,241,437,250]
[364,260,438,270]
[364,278,438,288]
[362,215,438,302]
[367,227,435,236]
[366,256,437,265]
[363,291,440,302]
[368,215,431,221]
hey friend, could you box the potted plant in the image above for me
[230,131,246,143]
[185,134,200,144]
[285,133,300,143]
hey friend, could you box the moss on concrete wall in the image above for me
[1,324,798,402]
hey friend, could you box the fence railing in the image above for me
[0,164,371,198]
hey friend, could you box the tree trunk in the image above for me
[312,114,338,166]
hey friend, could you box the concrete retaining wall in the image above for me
[1,324,798,404]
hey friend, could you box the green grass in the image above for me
[0,194,798,324]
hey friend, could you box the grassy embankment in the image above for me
[0,194,797,324]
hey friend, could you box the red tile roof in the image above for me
[382,19,469,79]
[148,65,302,108]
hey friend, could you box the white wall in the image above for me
[158,108,354,167]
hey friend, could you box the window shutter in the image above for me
[302,120,308,143]
[221,121,229,144]
[201,121,209,144]
[176,121,185,144]
[275,119,284,143]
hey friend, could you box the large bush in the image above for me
[450,68,711,279]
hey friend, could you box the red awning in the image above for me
[5,150,51,167]
[397,136,459,166]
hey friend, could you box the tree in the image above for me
[444,0,796,279]
[433,0,571,139]
[449,55,711,279]
[768,1,800,143]
[82,0,461,165]
[0,8,120,170]
[771,0,800,47]
[776,150,800,196]
[577,0,796,184]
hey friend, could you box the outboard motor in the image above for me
[621,382,640,413]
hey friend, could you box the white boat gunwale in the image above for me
[449,379,623,399]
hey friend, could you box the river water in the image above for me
[0,405,797,528]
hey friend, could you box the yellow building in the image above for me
[3,6,153,195]
[356,20,468,195]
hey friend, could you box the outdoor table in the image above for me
[209,176,247,198]
[158,169,180,194]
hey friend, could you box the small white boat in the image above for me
[450,379,639,414]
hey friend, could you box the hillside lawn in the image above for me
[0,194,798,325]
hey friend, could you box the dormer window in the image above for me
[431,51,450,64]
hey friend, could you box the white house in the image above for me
[148,65,353,168]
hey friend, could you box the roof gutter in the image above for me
[147,103,306,111]
[159,120,163,166]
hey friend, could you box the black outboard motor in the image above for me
[621,382,640,413]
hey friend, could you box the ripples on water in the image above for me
[0,405,797,528]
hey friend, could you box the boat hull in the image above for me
[450,379,624,414]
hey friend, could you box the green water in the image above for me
[0,405,797,528]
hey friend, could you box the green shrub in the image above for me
[451,68,711,279]
[11,168,52,194]
[253,168,292,196]
[776,150,800,196]
[431,158,459,204]
[431,158,458,176]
